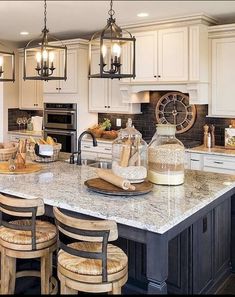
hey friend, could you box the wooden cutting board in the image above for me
[0,162,42,174]
[84,178,153,196]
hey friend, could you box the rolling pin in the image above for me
[96,168,136,191]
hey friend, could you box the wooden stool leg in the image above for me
[60,276,77,295]
[112,284,122,295]
[1,250,10,294]
[8,257,16,294]
[41,252,50,294]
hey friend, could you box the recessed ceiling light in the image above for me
[137,13,149,18]
[20,32,29,36]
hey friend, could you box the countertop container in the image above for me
[148,124,185,186]
[112,119,148,183]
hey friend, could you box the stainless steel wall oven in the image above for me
[44,103,77,153]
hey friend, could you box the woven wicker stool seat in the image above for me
[0,194,58,295]
[54,207,128,294]
[0,219,56,248]
[58,242,128,277]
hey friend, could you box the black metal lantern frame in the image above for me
[89,0,136,79]
[0,48,15,82]
[23,0,67,81]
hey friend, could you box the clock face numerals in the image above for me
[156,92,196,134]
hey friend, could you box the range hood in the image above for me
[119,81,209,105]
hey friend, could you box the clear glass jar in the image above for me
[112,119,148,183]
[148,124,185,185]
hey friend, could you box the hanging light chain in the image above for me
[44,0,47,29]
[108,0,115,18]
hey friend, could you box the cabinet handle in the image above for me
[214,161,223,164]
[83,146,91,149]
[203,216,207,233]
[191,159,199,162]
[104,148,111,151]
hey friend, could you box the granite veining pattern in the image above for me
[0,161,235,234]
[186,145,235,157]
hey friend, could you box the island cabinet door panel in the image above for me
[192,211,213,294]
[213,198,231,279]
[167,229,192,295]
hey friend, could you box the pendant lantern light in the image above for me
[89,0,136,79]
[0,44,15,82]
[23,0,67,81]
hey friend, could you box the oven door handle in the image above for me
[44,110,76,114]
[44,129,77,135]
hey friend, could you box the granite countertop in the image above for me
[186,145,235,157]
[0,161,234,234]
[8,130,43,137]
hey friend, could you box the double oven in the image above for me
[44,103,77,153]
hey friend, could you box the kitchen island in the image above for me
[0,161,235,294]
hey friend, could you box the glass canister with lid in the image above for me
[148,124,185,185]
[112,118,148,183]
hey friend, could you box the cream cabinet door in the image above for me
[158,27,188,81]
[134,31,157,81]
[109,79,129,113]
[19,55,42,109]
[89,50,108,112]
[211,37,235,117]
[59,49,78,94]
[43,51,60,93]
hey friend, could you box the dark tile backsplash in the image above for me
[8,108,43,131]
[98,91,235,146]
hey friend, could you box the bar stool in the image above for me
[0,194,58,294]
[53,207,128,294]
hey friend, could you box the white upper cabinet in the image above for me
[129,27,188,82]
[210,37,235,117]
[158,27,188,81]
[89,49,108,112]
[108,79,130,113]
[134,31,157,81]
[19,54,43,110]
[44,48,78,94]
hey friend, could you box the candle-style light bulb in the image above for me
[49,52,54,63]
[49,52,55,69]
[36,52,41,68]
[0,56,4,75]
[42,49,48,61]
[112,43,121,58]
[101,44,107,58]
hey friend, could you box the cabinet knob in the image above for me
[108,106,110,108]
[56,88,58,90]
[158,75,161,78]
[154,75,157,78]
[105,106,107,108]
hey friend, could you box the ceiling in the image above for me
[1,0,235,45]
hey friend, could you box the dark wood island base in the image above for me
[44,188,235,295]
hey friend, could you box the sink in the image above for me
[88,161,112,169]
[80,159,97,166]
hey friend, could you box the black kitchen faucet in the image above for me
[70,131,97,165]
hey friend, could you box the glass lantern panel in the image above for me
[0,52,14,81]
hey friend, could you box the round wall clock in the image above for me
[155,92,196,134]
